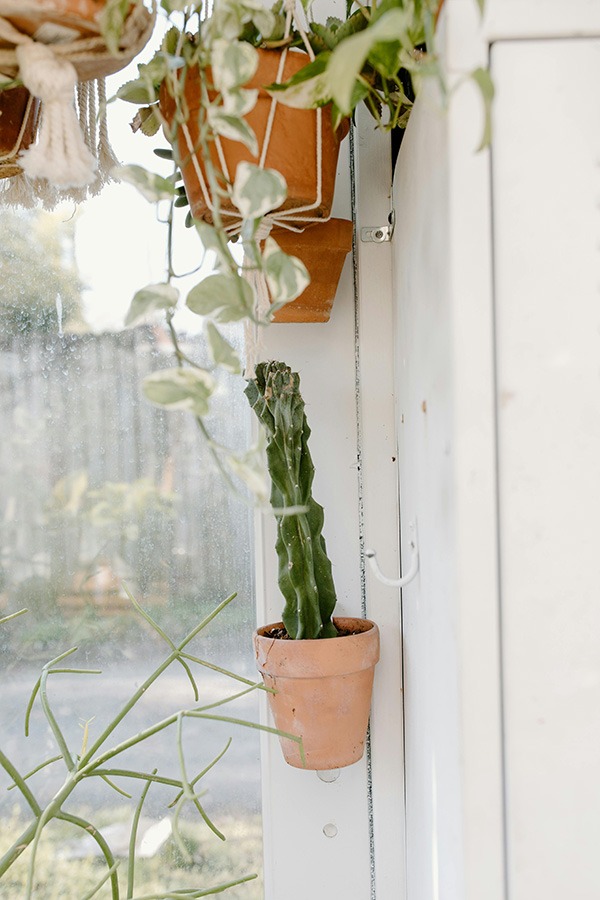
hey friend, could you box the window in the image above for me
[0,72,263,898]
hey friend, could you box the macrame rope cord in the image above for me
[16,41,97,187]
[0,2,155,197]
[176,0,330,236]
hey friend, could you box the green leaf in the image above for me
[98,0,129,56]
[262,237,310,304]
[186,274,255,322]
[226,437,268,502]
[194,222,231,268]
[143,367,216,416]
[327,8,413,114]
[135,105,161,137]
[249,3,276,36]
[222,87,258,117]
[309,22,337,50]
[205,322,242,374]
[368,39,403,79]
[207,109,259,156]
[470,66,495,150]
[125,283,179,327]
[266,54,332,109]
[115,165,177,202]
[116,78,157,105]
[231,162,287,219]
[161,0,194,12]
[211,39,258,92]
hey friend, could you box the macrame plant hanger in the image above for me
[0,0,155,208]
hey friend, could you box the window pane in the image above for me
[0,201,261,895]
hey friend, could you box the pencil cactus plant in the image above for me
[244,360,338,640]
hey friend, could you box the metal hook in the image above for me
[365,521,419,588]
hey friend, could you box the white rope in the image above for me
[15,42,97,188]
[0,2,153,205]
[0,171,37,207]
[177,0,333,236]
[96,77,120,182]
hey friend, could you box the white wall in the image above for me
[492,37,600,900]
[393,3,600,899]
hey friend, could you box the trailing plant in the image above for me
[114,0,491,490]
[0,597,299,899]
[244,360,338,640]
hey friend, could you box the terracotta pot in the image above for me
[271,217,353,323]
[0,86,40,179]
[253,617,380,770]
[160,48,348,224]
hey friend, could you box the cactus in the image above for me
[244,361,338,640]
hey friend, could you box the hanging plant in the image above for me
[0,0,155,199]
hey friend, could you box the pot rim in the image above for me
[254,616,377,642]
[253,617,380,678]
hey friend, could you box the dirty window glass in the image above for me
[0,73,261,900]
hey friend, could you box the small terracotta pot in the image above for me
[0,86,40,179]
[160,48,348,224]
[271,218,353,323]
[254,617,380,770]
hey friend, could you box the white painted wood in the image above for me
[392,4,505,899]
[483,0,600,42]
[255,38,405,900]
[256,133,373,900]
[354,108,406,900]
[492,38,600,900]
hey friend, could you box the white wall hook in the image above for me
[365,521,419,588]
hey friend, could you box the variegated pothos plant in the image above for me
[110,0,491,494]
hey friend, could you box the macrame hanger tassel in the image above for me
[0,171,37,209]
[16,41,97,189]
[95,77,120,184]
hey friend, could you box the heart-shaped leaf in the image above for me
[186,273,255,322]
[143,367,216,416]
[125,283,179,327]
[263,237,310,304]
[232,162,287,219]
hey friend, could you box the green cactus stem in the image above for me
[244,361,338,640]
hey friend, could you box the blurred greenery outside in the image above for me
[0,808,263,900]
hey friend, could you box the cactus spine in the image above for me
[244,361,338,639]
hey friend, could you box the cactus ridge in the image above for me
[244,361,338,639]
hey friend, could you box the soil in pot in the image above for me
[160,47,348,225]
[254,617,380,770]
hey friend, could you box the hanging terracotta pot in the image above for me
[160,47,349,225]
[254,617,380,770]
[0,1,155,83]
[0,86,40,179]
[271,217,353,323]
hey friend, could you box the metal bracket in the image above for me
[361,210,395,244]
[365,520,419,589]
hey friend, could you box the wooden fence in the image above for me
[0,327,254,622]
